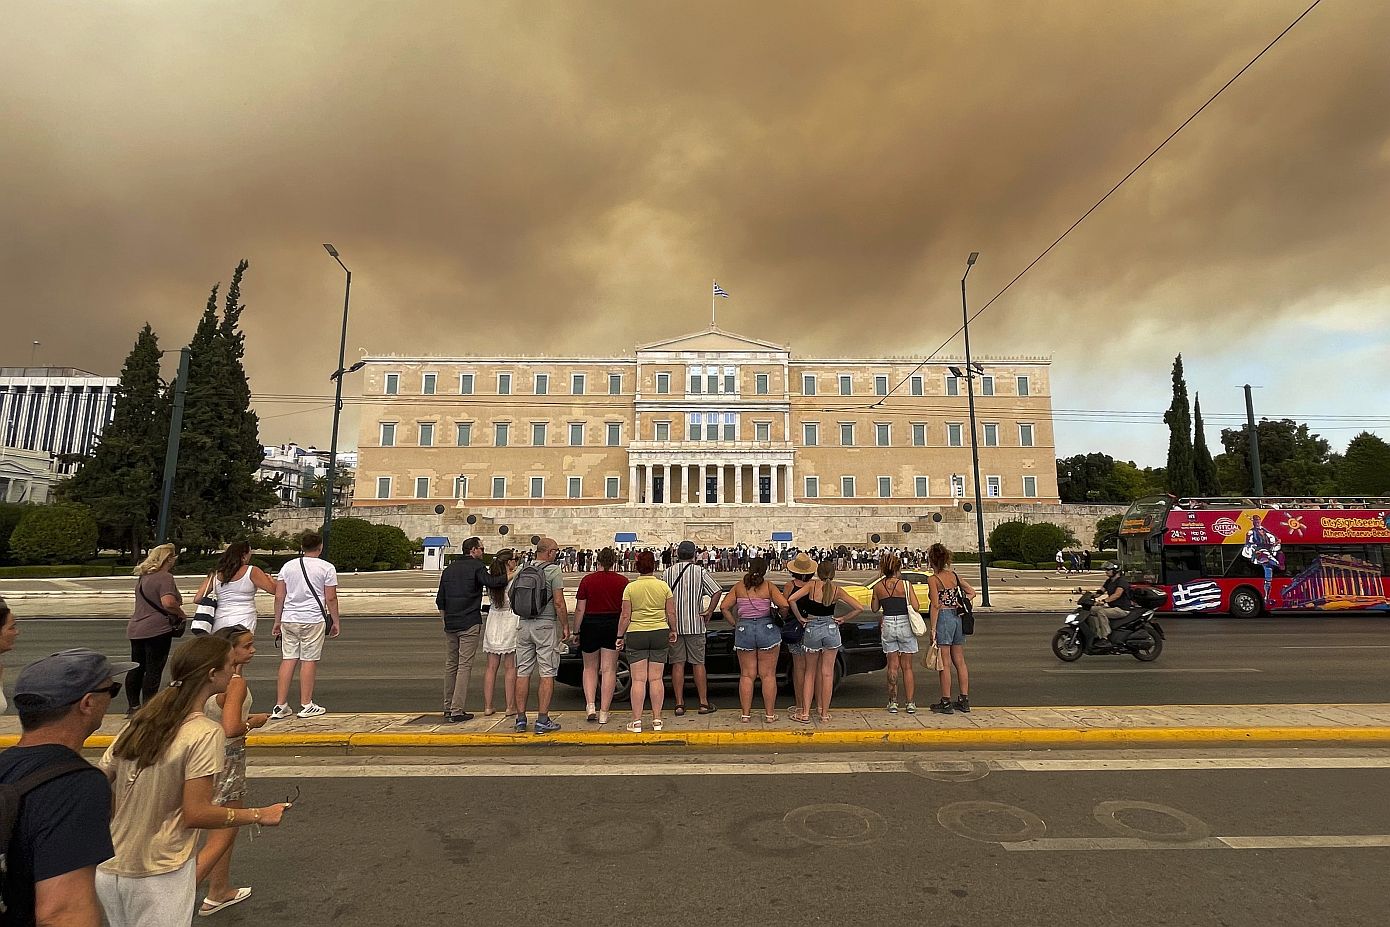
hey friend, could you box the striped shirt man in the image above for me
[663,559,724,636]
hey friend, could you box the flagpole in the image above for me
[711,279,716,328]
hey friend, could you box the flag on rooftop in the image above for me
[713,281,730,298]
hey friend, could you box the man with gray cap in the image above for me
[0,649,136,927]
[663,540,723,715]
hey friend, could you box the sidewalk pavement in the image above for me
[7,704,1388,753]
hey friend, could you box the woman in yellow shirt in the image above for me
[617,551,676,733]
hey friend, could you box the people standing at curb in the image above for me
[128,545,188,715]
[871,554,921,715]
[197,542,276,635]
[721,558,788,723]
[0,649,135,927]
[786,561,862,723]
[664,540,723,716]
[97,637,289,927]
[927,543,976,715]
[436,537,511,723]
[480,549,520,718]
[0,596,18,714]
[574,547,627,724]
[194,628,270,916]
[513,537,568,735]
[270,532,338,721]
[616,551,675,733]
[780,553,817,722]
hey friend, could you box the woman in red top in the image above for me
[573,547,628,724]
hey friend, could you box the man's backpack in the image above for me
[0,756,94,911]
[509,563,554,619]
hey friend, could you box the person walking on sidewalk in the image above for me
[269,532,339,721]
[721,558,789,723]
[780,553,818,722]
[513,537,568,734]
[871,554,921,714]
[480,549,520,717]
[127,545,188,715]
[616,551,675,733]
[0,649,136,927]
[664,540,723,716]
[786,560,863,723]
[437,537,511,722]
[195,627,270,916]
[926,543,976,715]
[197,542,277,635]
[97,637,289,927]
[574,547,627,724]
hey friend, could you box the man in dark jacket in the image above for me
[436,537,509,722]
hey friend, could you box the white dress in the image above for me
[481,582,519,654]
[212,569,259,633]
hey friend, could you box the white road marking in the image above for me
[1014,757,1390,771]
[1002,835,1390,851]
[1043,668,1261,674]
[1280,646,1390,650]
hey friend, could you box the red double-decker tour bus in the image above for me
[1117,496,1390,617]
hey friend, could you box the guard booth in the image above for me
[422,536,451,571]
[770,531,793,557]
[614,532,640,551]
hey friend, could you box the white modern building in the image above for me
[0,367,119,474]
[257,443,356,507]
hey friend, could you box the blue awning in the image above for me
[422,536,451,548]
[771,532,793,542]
[614,532,638,543]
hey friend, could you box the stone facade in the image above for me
[272,502,1122,552]
[352,327,1060,519]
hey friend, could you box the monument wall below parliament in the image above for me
[267,502,1123,551]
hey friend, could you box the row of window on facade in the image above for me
[374,473,1042,501]
[377,419,1038,449]
[382,371,1034,398]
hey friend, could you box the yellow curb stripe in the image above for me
[6,726,1388,752]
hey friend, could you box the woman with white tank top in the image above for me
[197,542,278,634]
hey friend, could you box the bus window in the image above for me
[1202,545,1226,578]
[1163,547,1204,584]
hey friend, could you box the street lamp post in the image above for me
[960,252,991,607]
[321,244,352,556]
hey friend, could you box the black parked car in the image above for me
[557,594,885,701]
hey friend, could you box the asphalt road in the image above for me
[202,751,1390,926]
[8,613,1389,711]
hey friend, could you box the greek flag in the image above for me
[1170,581,1222,612]
[713,281,730,298]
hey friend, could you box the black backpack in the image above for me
[509,563,554,619]
[0,756,95,913]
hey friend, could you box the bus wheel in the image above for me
[1229,587,1264,618]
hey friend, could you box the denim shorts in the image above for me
[801,618,842,653]
[935,608,965,646]
[734,619,782,651]
[880,615,919,654]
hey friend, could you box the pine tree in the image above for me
[1337,432,1390,495]
[58,325,168,560]
[1192,392,1222,496]
[168,261,278,551]
[1163,355,1199,498]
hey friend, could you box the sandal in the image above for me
[790,712,811,725]
[697,703,717,715]
[763,714,777,723]
[740,714,752,723]
[652,719,664,731]
[673,704,686,717]
[199,887,252,917]
[625,720,642,733]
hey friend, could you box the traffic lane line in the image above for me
[1002,835,1390,851]
[1043,668,1262,674]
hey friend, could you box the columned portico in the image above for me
[626,452,794,507]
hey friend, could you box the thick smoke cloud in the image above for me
[2,1,1385,458]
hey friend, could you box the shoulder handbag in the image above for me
[906,580,928,637]
[189,573,218,636]
[138,576,187,638]
[950,571,976,635]
[298,557,336,634]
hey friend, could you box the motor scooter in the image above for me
[1051,587,1165,662]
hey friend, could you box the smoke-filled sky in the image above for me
[4,0,1388,465]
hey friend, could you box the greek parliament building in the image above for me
[349,328,1060,547]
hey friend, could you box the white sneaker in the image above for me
[268,704,294,721]
[297,703,326,718]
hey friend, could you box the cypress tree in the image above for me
[1192,392,1222,496]
[58,325,168,560]
[1163,355,1199,498]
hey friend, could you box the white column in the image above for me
[693,464,703,505]
[771,464,781,504]
[645,465,655,506]
[715,462,725,506]
[786,459,795,506]
[629,465,638,505]
[735,464,744,504]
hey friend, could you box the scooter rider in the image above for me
[1088,562,1133,643]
